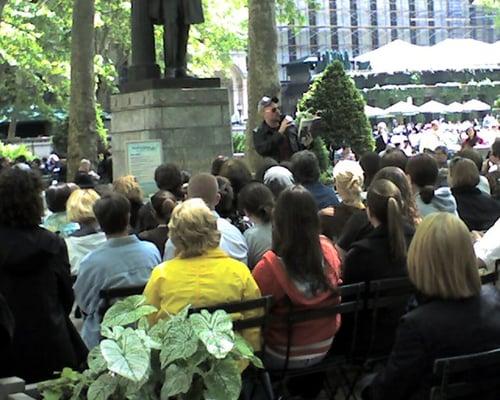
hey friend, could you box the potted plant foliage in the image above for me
[37,295,263,400]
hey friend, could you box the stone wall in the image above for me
[110,87,233,180]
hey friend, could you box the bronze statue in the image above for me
[129,0,204,80]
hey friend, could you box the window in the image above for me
[469,3,477,39]
[288,27,297,61]
[427,0,436,45]
[389,0,398,41]
[329,0,339,50]
[370,0,379,49]
[350,0,359,56]
[409,0,417,44]
[308,2,319,54]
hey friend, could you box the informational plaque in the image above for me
[126,140,163,196]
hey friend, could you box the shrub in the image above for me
[298,60,374,156]
[310,136,330,172]
[0,141,34,161]
[232,131,246,154]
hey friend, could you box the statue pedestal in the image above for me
[120,77,221,93]
[110,83,233,190]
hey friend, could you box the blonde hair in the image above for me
[333,160,365,208]
[168,198,221,258]
[66,189,101,223]
[448,157,480,188]
[408,213,481,300]
[113,175,143,203]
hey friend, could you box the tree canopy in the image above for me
[0,0,72,129]
[0,0,303,117]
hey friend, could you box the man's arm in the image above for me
[473,218,500,269]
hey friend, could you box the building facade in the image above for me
[277,0,497,79]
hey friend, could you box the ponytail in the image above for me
[406,153,439,207]
[387,196,407,263]
[151,190,178,222]
[367,179,408,263]
[419,185,435,204]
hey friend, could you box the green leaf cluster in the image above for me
[232,131,246,153]
[0,0,72,125]
[0,141,34,160]
[0,0,116,140]
[298,60,374,156]
[310,136,330,173]
[38,295,261,400]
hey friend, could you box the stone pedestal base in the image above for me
[110,86,233,187]
[120,77,221,93]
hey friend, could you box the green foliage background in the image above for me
[232,131,246,154]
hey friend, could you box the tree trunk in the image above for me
[0,0,8,22]
[6,115,16,142]
[67,0,97,180]
[246,0,281,170]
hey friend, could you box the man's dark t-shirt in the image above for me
[253,121,302,163]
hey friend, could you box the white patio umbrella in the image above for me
[446,102,464,113]
[462,100,491,112]
[418,100,448,114]
[365,105,386,118]
[384,101,421,115]
[428,39,500,70]
[353,40,426,72]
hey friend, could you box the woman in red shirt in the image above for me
[253,185,342,370]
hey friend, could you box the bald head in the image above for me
[187,173,219,209]
[79,159,91,172]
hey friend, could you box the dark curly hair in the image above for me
[0,168,44,227]
[154,163,183,198]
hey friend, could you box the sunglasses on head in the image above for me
[260,96,279,108]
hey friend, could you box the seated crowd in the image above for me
[1,137,500,400]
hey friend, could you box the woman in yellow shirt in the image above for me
[143,198,262,349]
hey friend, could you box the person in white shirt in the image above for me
[474,217,500,271]
[419,122,442,153]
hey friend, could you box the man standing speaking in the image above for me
[253,96,304,163]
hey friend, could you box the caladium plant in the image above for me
[38,295,263,400]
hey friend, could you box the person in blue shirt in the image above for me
[74,193,161,349]
[291,150,340,210]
